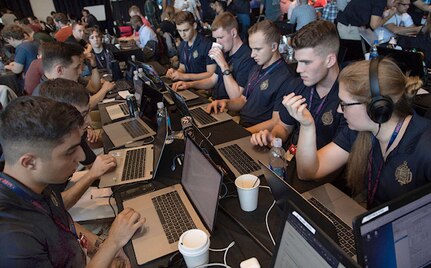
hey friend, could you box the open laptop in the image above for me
[272,199,360,268]
[260,161,367,257]
[166,85,232,128]
[122,136,223,265]
[104,79,141,121]
[353,183,431,268]
[99,113,168,188]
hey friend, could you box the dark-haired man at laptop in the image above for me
[0,96,145,266]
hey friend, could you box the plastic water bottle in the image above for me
[0,57,4,73]
[269,138,287,178]
[133,70,139,87]
[137,68,145,79]
[156,102,166,127]
[103,29,112,44]
[369,40,379,60]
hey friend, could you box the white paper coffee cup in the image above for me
[211,42,223,50]
[178,229,210,268]
[235,174,260,212]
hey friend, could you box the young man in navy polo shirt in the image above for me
[251,20,346,152]
[206,20,294,132]
[0,97,145,266]
[167,11,216,82]
[173,12,256,100]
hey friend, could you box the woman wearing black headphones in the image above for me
[282,57,431,208]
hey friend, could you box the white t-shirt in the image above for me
[375,12,414,43]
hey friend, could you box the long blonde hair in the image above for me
[338,58,422,194]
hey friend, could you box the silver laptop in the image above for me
[214,137,269,178]
[105,102,130,120]
[260,161,366,257]
[123,137,223,265]
[99,114,168,188]
[103,117,156,148]
[163,89,199,105]
[166,85,232,128]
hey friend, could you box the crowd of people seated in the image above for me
[0,0,431,266]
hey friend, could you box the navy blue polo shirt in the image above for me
[213,43,256,100]
[279,77,346,149]
[239,58,294,127]
[333,113,431,208]
[337,0,386,27]
[178,34,215,74]
[0,173,86,266]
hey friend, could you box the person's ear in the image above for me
[325,52,337,68]
[20,153,38,170]
[193,22,197,30]
[231,28,238,38]
[271,42,278,52]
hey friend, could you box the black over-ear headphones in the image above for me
[367,57,394,124]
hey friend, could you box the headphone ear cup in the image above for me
[367,96,394,124]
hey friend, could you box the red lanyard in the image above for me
[244,59,283,98]
[0,176,78,239]
[367,118,405,208]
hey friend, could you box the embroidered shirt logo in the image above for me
[260,80,269,90]
[321,110,334,126]
[193,50,199,58]
[395,161,412,186]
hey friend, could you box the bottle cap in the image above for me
[273,138,282,148]
[138,68,143,73]
[157,102,164,109]
[133,70,138,75]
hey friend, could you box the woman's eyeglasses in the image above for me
[339,101,363,112]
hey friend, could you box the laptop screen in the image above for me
[181,138,222,232]
[272,201,358,268]
[354,184,431,268]
[165,85,192,117]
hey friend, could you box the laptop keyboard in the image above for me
[122,120,150,138]
[152,191,197,244]
[121,148,147,181]
[112,80,132,92]
[219,144,261,174]
[119,103,130,115]
[190,108,217,125]
[308,197,356,257]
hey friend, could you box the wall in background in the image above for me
[30,0,55,21]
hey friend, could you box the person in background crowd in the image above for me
[260,0,282,21]
[283,58,431,208]
[290,0,317,31]
[130,15,158,49]
[1,24,38,75]
[81,9,99,28]
[64,22,87,48]
[0,9,17,26]
[53,13,72,42]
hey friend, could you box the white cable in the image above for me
[195,263,230,268]
[208,241,235,267]
[259,185,270,190]
[266,200,276,245]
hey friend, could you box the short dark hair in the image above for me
[40,78,90,107]
[53,13,68,25]
[1,24,26,41]
[174,11,195,26]
[41,42,84,73]
[211,12,238,32]
[82,9,90,14]
[130,15,143,28]
[0,96,84,163]
[291,20,339,57]
[248,19,280,45]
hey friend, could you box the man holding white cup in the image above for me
[173,12,256,100]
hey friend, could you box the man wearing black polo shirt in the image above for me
[337,0,389,40]
[167,11,216,82]
[173,12,256,100]
[206,20,294,132]
[251,20,346,152]
[0,97,145,266]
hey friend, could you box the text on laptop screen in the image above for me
[182,138,221,232]
[358,194,431,268]
[274,210,348,268]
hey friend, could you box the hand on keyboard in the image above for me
[206,99,228,114]
[250,129,274,147]
[107,207,146,248]
[88,154,117,179]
